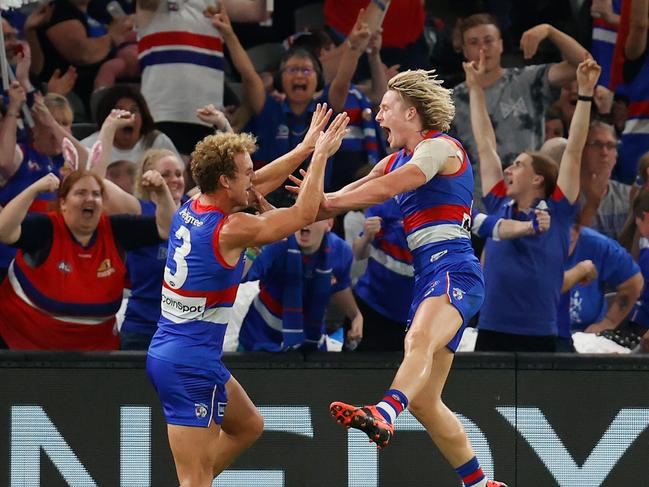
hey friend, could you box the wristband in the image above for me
[578,94,594,102]
[245,247,259,262]
[531,216,541,235]
[371,0,387,11]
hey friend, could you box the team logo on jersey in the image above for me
[194,403,208,419]
[452,287,465,300]
[167,1,179,11]
[97,259,116,278]
[57,261,72,273]
[27,161,42,172]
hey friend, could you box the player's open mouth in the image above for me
[82,207,95,217]
[292,83,308,92]
[300,228,311,237]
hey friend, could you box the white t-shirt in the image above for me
[81,131,180,165]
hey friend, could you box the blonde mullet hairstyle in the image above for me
[387,69,455,133]
[191,132,258,194]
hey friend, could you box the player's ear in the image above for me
[219,174,230,189]
[406,106,417,121]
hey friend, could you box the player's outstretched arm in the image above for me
[253,103,332,196]
[220,113,349,254]
[323,161,426,217]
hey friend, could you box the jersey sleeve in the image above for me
[549,186,578,225]
[12,214,53,252]
[597,234,641,286]
[482,180,509,214]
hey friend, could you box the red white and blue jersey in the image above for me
[384,130,476,276]
[591,1,621,88]
[0,145,64,269]
[238,233,352,351]
[354,199,414,323]
[617,53,649,183]
[138,0,224,124]
[148,199,244,369]
[0,213,124,350]
[480,181,577,336]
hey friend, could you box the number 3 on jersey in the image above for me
[164,225,191,289]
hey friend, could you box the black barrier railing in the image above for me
[1,352,648,487]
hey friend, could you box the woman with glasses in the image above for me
[208,5,381,201]
[81,85,179,168]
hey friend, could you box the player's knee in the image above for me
[404,328,435,354]
[247,410,265,441]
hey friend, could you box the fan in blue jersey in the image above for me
[292,70,508,486]
[557,225,642,351]
[351,200,413,351]
[238,218,362,352]
[469,52,600,354]
[146,106,350,487]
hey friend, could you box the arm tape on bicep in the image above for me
[406,138,464,182]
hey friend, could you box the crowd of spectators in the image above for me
[2,0,649,354]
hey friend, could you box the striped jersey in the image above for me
[138,0,224,124]
[591,1,621,88]
[148,199,244,369]
[354,199,414,323]
[0,213,124,350]
[384,130,476,276]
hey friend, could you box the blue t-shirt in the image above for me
[479,181,577,336]
[557,227,640,337]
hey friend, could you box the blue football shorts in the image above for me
[147,355,231,427]
[408,260,485,352]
